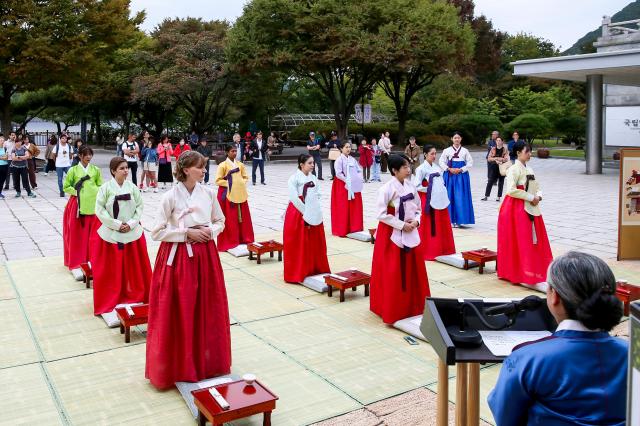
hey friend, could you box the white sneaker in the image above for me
[43,172,48,176]
[142,187,147,192]
[153,187,158,193]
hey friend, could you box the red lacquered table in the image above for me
[461,249,498,274]
[79,262,92,289]
[192,380,278,426]
[324,270,371,302]
[115,304,149,343]
[616,281,640,316]
[248,241,284,264]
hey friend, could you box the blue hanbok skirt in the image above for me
[443,160,475,225]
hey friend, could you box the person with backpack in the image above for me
[55,134,74,197]
[24,135,40,189]
[10,137,36,198]
[121,134,140,186]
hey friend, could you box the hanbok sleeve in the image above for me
[215,162,227,187]
[241,163,249,183]
[287,174,305,215]
[412,186,421,225]
[506,165,534,201]
[376,187,405,230]
[335,156,347,182]
[412,165,425,188]
[151,192,186,243]
[126,186,143,229]
[93,166,103,187]
[438,150,449,171]
[460,149,473,172]
[95,185,122,230]
[488,354,532,426]
[209,194,226,239]
[63,167,77,196]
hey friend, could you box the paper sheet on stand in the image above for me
[478,330,552,357]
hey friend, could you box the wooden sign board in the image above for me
[619,148,640,260]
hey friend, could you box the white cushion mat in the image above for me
[435,254,478,269]
[520,281,548,293]
[301,273,330,293]
[227,244,250,257]
[393,315,427,341]
[346,231,372,242]
[176,374,238,418]
[100,302,144,328]
[71,268,85,281]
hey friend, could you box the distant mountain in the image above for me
[563,0,640,55]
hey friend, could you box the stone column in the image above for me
[586,74,603,174]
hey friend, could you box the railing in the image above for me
[602,16,640,37]
[23,131,82,147]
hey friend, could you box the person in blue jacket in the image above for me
[488,251,628,426]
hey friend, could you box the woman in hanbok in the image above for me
[497,141,553,287]
[215,145,255,251]
[370,154,430,324]
[331,143,364,237]
[413,145,456,260]
[146,151,231,390]
[283,154,331,283]
[439,132,474,226]
[489,251,627,425]
[62,146,103,270]
[90,157,151,315]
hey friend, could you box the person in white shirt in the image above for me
[413,145,456,260]
[439,132,475,226]
[379,131,392,173]
[249,130,268,185]
[370,154,430,324]
[3,131,16,190]
[55,134,74,197]
[121,134,140,187]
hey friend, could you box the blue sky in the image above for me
[130,0,634,51]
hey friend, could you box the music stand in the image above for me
[420,297,556,426]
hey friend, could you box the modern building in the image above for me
[512,16,640,174]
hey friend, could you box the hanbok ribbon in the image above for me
[344,158,355,200]
[302,181,315,202]
[221,167,240,201]
[167,207,195,266]
[525,174,535,192]
[74,174,90,219]
[113,193,131,220]
[423,172,440,237]
[518,183,538,245]
[398,193,415,222]
[447,146,461,168]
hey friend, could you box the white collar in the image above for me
[556,319,600,333]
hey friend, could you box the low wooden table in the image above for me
[324,270,371,302]
[192,380,278,426]
[368,228,376,244]
[248,241,284,265]
[79,262,92,289]
[616,281,640,316]
[461,249,497,274]
[115,304,149,343]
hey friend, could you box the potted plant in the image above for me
[537,148,550,159]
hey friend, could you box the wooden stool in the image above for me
[324,270,371,303]
[248,241,284,265]
[115,304,149,343]
[616,280,640,316]
[368,228,376,244]
[461,249,497,274]
[192,379,278,426]
[79,263,92,289]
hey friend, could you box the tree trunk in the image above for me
[0,85,13,135]
[80,117,87,142]
[55,121,62,135]
[93,108,103,147]
[397,110,408,149]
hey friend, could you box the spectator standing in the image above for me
[173,138,191,160]
[326,131,341,180]
[23,135,40,189]
[233,133,245,162]
[140,131,151,182]
[0,136,8,198]
[267,131,277,161]
[482,136,510,201]
[379,131,392,173]
[358,138,373,182]
[10,137,36,198]
[371,138,382,182]
[55,134,74,197]
[507,131,521,162]
[195,137,212,184]
[44,136,57,175]
[486,130,499,179]
[71,139,83,167]
[156,135,174,188]
[404,136,422,175]
[306,131,324,180]
[249,130,268,185]
[3,132,16,190]
[115,134,124,156]
[141,136,159,192]
[121,134,140,186]
[189,130,199,149]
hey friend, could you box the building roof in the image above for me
[512,48,640,86]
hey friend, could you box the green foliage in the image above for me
[502,33,559,65]
[555,115,587,146]
[428,113,502,145]
[506,113,552,143]
[500,85,582,126]
[287,120,430,145]
[464,97,502,117]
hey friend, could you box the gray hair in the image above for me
[547,251,622,331]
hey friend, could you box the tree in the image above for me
[377,0,474,145]
[555,115,586,146]
[132,18,236,136]
[507,113,552,144]
[228,0,390,140]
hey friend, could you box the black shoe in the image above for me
[261,182,266,185]
[481,197,487,201]
[318,178,324,180]
[60,192,65,197]
[253,182,256,186]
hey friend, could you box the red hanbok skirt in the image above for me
[330,179,363,237]
[216,187,255,251]
[418,192,456,261]
[370,219,431,324]
[63,196,100,270]
[146,240,231,390]
[497,194,553,285]
[89,234,151,315]
[283,202,331,283]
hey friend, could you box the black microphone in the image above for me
[485,295,544,316]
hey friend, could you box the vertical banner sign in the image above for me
[354,104,363,125]
[364,104,372,124]
[618,148,640,260]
